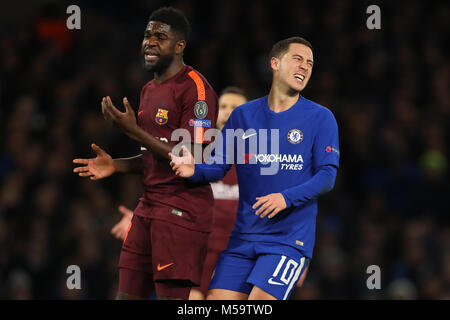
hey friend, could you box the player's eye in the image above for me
[156,34,168,41]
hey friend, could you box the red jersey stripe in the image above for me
[194,126,204,144]
[187,70,206,101]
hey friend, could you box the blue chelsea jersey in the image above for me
[196,95,339,258]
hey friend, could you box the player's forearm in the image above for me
[113,155,143,173]
[189,162,231,183]
[281,165,337,208]
[125,126,175,160]
[188,143,233,182]
[130,126,211,164]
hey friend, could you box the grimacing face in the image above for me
[217,93,247,130]
[273,43,314,93]
[141,21,179,72]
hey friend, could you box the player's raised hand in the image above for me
[102,96,137,134]
[111,205,133,240]
[253,193,287,219]
[73,143,115,180]
[169,145,195,178]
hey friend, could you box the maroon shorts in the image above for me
[118,212,209,299]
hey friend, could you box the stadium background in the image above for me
[0,0,448,299]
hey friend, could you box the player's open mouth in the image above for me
[294,74,305,83]
[145,54,159,62]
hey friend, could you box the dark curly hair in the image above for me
[149,7,191,41]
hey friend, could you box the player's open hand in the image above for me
[253,193,287,219]
[73,143,115,180]
[169,145,195,178]
[102,96,137,135]
[111,205,133,240]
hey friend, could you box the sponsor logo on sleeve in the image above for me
[326,146,340,155]
[188,118,211,128]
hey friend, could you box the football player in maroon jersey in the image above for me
[73,7,218,300]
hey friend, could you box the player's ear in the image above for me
[175,40,186,55]
[270,57,280,71]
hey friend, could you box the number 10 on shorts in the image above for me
[269,255,305,286]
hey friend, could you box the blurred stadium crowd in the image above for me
[0,0,449,299]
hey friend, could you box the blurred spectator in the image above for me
[387,278,418,300]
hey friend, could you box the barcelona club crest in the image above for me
[155,108,169,125]
[287,129,304,144]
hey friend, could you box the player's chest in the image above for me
[137,89,181,132]
[238,117,315,155]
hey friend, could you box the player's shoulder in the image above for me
[300,96,336,120]
[176,66,214,91]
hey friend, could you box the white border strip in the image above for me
[283,257,305,300]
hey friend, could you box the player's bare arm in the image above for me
[73,143,115,180]
[253,193,287,219]
[102,96,174,160]
[102,96,204,161]
[112,155,142,174]
[73,143,142,179]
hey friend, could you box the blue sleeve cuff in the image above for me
[280,191,293,208]
[281,165,337,208]
[188,164,204,183]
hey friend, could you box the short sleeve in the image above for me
[178,70,218,144]
[312,108,340,170]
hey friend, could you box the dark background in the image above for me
[0,0,449,299]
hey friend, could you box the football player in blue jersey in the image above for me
[170,37,339,300]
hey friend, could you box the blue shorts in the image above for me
[208,237,309,300]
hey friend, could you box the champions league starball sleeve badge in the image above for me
[194,101,208,119]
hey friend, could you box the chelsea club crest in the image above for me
[287,129,304,144]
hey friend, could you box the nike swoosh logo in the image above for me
[157,262,174,271]
[268,278,285,286]
[242,133,256,140]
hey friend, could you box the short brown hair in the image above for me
[269,37,313,59]
[220,86,247,99]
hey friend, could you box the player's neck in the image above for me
[154,60,185,84]
[268,85,300,113]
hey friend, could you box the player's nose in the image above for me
[148,36,160,47]
[297,64,308,73]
